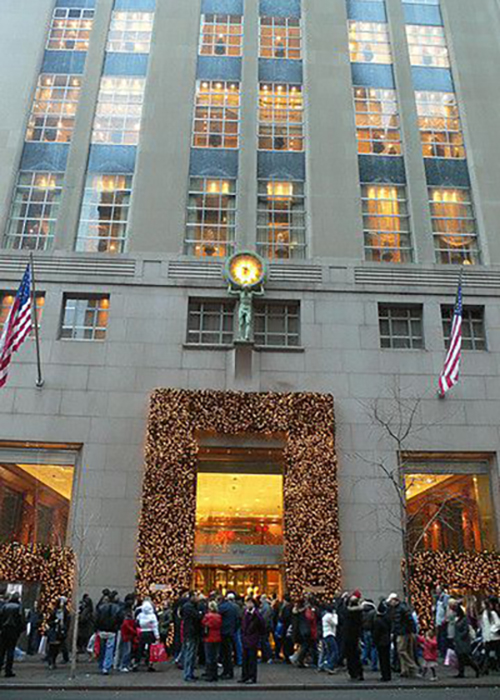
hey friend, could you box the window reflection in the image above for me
[349,21,392,65]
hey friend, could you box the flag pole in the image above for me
[29,253,44,389]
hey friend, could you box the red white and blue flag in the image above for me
[0,264,33,388]
[438,274,463,397]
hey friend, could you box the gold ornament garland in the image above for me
[406,551,500,630]
[136,389,341,600]
[0,543,75,619]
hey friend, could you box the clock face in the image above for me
[227,253,265,288]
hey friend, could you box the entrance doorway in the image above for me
[194,566,283,597]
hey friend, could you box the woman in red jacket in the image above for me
[202,601,222,682]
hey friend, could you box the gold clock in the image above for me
[225,252,267,288]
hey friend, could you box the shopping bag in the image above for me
[444,648,458,668]
[149,642,168,664]
[93,633,101,658]
[38,636,48,656]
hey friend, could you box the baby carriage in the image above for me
[470,634,487,674]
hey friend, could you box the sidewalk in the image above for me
[2,658,500,691]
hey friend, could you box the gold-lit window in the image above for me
[199,14,243,57]
[362,185,413,263]
[61,295,110,341]
[257,181,306,260]
[406,24,449,67]
[354,87,402,156]
[46,7,94,51]
[258,83,303,152]
[429,187,480,265]
[259,16,301,60]
[193,81,240,149]
[0,293,44,337]
[91,77,145,146]
[185,178,236,258]
[416,91,465,159]
[406,469,496,553]
[4,172,64,252]
[349,21,392,64]
[106,11,154,54]
[25,74,82,143]
[75,174,133,254]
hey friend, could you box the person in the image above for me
[418,628,438,681]
[279,594,294,664]
[293,597,318,668]
[388,593,418,679]
[202,600,222,682]
[181,592,201,682]
[434,586,449,658]
[219,593,239,679]
[77,594,94,654]
[119,609,137,672]
[134,598,159,672]
[480,599,500,673]
[445,598,458,650]
[320,604,338,673]
[95,593,123,675]
[454,606,480,679]
[361,599,378,673]
[343,591,364,681]
[259,595,274,662]
[0,593,25,678]
[26,601,41,656]
[373,600,392,683]
[239,597,264,685]
[46,597,71,670]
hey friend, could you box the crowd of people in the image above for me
[1,585,499,683]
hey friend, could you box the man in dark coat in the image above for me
[181,592,202,682]
[219,594,239,679]
[373,600,392,682]
[344,591,364,681]
[0,593,25,678]
[454,606,480,678]
[239,597,264,684]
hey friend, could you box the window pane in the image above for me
[362,185,413,263]
[429,187,480,265]
[185,178,236,258]
[106,11,154,54]
[46,7,95,52]
[200,14,243,57]
[258,84,304,152]
[259,16,302,60]
[257,180,306,259]
[61,296,110,340]
[349,21,392,65]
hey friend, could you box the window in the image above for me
[0,462,74,546]
[406,25,449,67]
[106,11,154,53]
[185,178,236,258]
[192,81,240,149]
[259,16,301,60]
[91,77,145,146]
[257,181,306,259]
[348,21,392,64]
[429,188,479,265]
[254,302,300,347]
[354,87,402,156]
[258,83,304,152]
[405,462,496,553]
[0,293,44,336]
[442,306,486,351]
[26,74,82,143]
[46,7,94,51]
[75,174,133,253]
[187,299,234,345]
[199,14,243,57]
[416,91,465,159]
[378,305,423,349]
[404,0,439,4]
[4,172,64,251]
[61,295,110,340]
[362,185,412,263]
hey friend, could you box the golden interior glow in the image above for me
[15,464,74,501]
[405,473,454,500]
[207,179,230,194]
[267,181,293,200]
[229,254,264,286]
[196,473,283,520]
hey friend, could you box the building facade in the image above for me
[0,0,500,607]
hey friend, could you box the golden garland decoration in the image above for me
[406,551,500,630]
[136,389,341,600]
[0,542,75,619]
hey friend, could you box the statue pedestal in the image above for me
[232,340,253,384]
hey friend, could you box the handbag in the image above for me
[444,648,458,668]
[38,636,48,656]
[150,642,168,664]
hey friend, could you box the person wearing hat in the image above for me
[373,600,392,682]
[344,592,364,681]
[387,593,418,678]
[0,593,25,678]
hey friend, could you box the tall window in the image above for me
[416,91,465,159]
[26,74,82,143]
[259,16,302,60]
[4,172,64,251]
[379,304,423,349]
[348,21,392,64]
[254,302,300,347]
[187,299,234,345]
[354,87,402,156]
[362,185,412,263]
[106,11,154,53]
[199,14,243,56]
[91,77,145,146]
[406,25,449,67]
[185,178,236,258]
[46,7,95,51]
[257,181,306,259]
[192,81,240,149]
[75,174,133,253]
[60,295,110,340]
[429,187,479,265]
[258,84,303,152]
[442,306,486,351]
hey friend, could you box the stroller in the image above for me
[470,633,488,675]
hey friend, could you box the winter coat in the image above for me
[181,600,201,640]
[0,601,25,638]
[46,607,70,644]
[480,610,500,643]
[343,605,363,644]
[454,617,472,656]
[219,600,239,636]
[202,612,222,644]
[121,618,138,644]
[137,601,159,638]
[362,603,377,633]
[305,607,318,641]
[390,602,415,636]
[322,611,338,639]
[418,635,438,662]
[96,602,122,633]
[241,609,265,649]
[260,601,273,633]
[373,612,392,648]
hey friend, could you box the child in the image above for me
[418,629,438,681]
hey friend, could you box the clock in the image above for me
[225,251,267,289]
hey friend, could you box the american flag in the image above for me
[0,264,33,388]
[438,274,463,397]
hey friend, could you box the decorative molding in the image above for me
[0,254,136,278]
[355,266,500,290]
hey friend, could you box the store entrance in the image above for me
[194,566,283,598]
